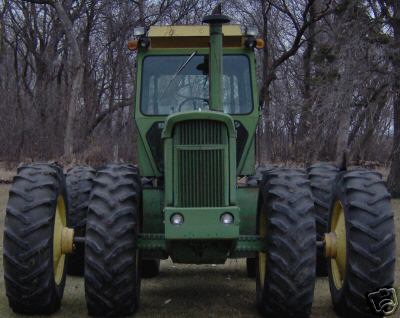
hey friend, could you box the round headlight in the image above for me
[170,213,184,225]
[220,213,234,225]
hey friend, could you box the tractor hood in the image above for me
[161,110,236,139]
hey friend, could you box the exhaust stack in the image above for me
[202,5,231,112]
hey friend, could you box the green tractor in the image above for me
[3,9,396,318]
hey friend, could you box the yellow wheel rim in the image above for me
[330,200,347,289]
[53,195,67,285]
[258,204,267,289]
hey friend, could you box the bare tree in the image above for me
[229,0,333,163]
[383,0,400,196]
[0,0,397,179]
[23,0,84,161]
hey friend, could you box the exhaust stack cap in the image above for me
[202,3,231,25]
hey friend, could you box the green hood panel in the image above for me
[162,110,236,139]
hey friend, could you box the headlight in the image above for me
[170,213,184,225]
[220,213,234,225]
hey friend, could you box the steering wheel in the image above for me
[178,97,209,111]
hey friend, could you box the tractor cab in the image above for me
[131,24,262,177]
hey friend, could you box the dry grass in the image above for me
[0,184,398,318]
[0,170,14,183]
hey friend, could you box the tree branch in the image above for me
[90,98,134,132]
[22,0,54,5]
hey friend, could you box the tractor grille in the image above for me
[173,120,228,207]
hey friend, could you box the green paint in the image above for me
[164,207,240,239]
[138,233,166,250]
[237,187,259,235]
[134,49,259,177]
[209,24,223,111]
[162,111,237,207]
[142,188,164,233]
[235,235,266,252]
[133,21,263,264]
[162,111,236,139]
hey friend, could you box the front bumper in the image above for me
[164,206,240,240]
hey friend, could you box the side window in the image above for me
[223,55,253,114]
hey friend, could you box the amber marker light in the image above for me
[255,38,265,49]
[127,39,138,51]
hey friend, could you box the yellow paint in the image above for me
[330,200,347,290]
[53,195,67,285]
[258,204,267,289]
[148,25,244,48]
[61,227,75,254]
[324,232,337,258]
[148,25,242,37]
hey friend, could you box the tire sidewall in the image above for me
[84,164,142,316]
[255,169,316,317]
[4,163,68,314]
[65,166,95,276]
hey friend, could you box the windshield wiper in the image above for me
[160,51,197,100]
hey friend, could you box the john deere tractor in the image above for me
[3,8,396,318]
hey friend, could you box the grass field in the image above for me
[0,184,398,318]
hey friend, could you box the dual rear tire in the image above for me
[306,164,396,317]
[256,168,316,317]
[84,164,142,316]
[327,169,396,317]
[3,163,146,317]
[3,163,68,314]
[255,166,396,318]
[66,165,96,276]
[307,162,339,276]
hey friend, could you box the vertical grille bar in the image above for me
[173,120,228,207]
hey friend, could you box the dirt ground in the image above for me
[0,184,398,318]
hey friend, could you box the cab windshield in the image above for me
[140,54,253,115]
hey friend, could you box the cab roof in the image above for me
[147,25,244,48]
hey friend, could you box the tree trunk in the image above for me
[138,0,145,26]
[298,2,316,165]
[258,0,272,164]
[53,0,83,162]
[335,104,351,163]
[387,1,400,197]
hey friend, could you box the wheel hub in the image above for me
[326,200,347,289]
[53,196,74,285]
[324,232,337,258]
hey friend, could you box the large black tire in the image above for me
[141,259,161,278]
[328,169,396,318]
[256,168,316,318]
[3,163,68,314]
[66,165,96,276]
[307,162,339,276]
[84,164,142,317]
